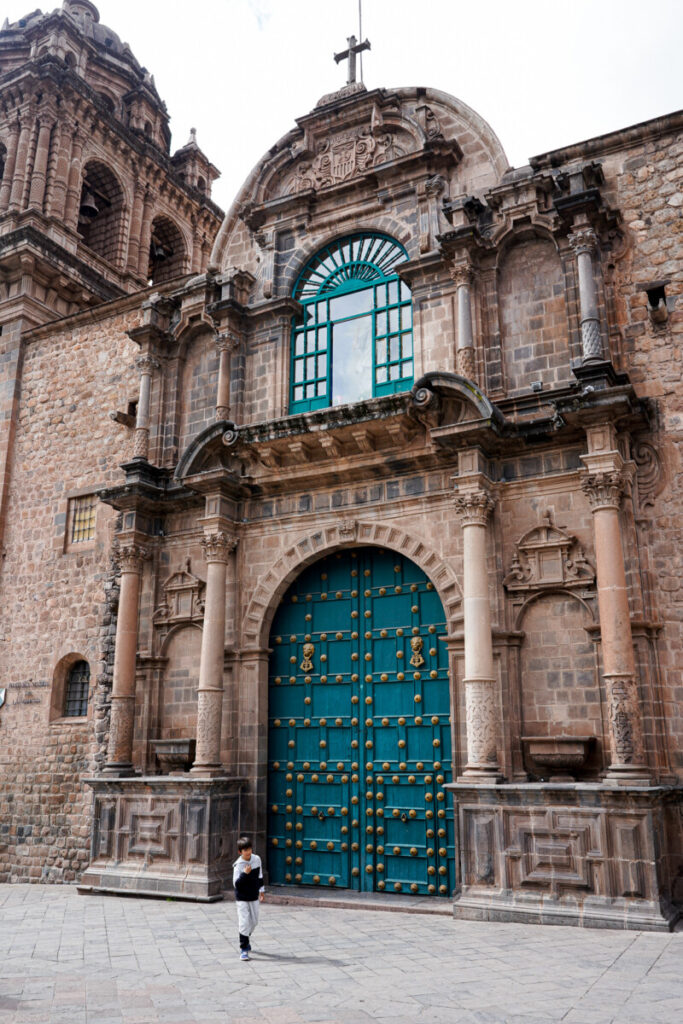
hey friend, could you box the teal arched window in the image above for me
[290,233,413,412]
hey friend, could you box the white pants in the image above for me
[237,899,259,938]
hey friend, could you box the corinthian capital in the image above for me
[202,530,237,563]
[135,354,160,376]
[453,488,495,527]
[117,543,148,574]
[450,260,474,288]
[568,227,598,256]
[581,470,628,511]
[215,331,240,354]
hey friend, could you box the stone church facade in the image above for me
[0,3,681,930]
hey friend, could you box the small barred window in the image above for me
[69,494,97,544]
[64,660,90,717]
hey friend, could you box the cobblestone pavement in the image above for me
[0,885,681,1024]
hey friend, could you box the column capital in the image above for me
[135,354,160,375]
[568,226,598,256]
[202,530,237,563]
[453,488,495,527]
[581,469,630,511]
[117,543,149,574]
[215,330,240,354]
[449,259,474,288]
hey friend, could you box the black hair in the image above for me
[237,835,253,852]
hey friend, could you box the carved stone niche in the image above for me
[503,511,595,598]
[153,558,205,636]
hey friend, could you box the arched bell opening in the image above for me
[266,545,456,897]
[77,160,125,265]
[148,214,186,285]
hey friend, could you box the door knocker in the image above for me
[409,636,425,668]
[300,642,315,672]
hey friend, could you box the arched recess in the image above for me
[242,519,462,649]
[158,625,202,740]
[50,651,91,722]
[0,139,6,183]
[148,214,187,284]
[175,325,219,453]
[78,160,125,265]
[497,234,570,395]
[516,590,604,775]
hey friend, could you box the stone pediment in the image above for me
[153,558,205,624]
[504,512,595,593]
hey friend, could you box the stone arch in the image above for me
[148,214,188,284]
[242,520,462,649]
[78,159,126,265]
[513,587,596,632]
[50,651,92,721]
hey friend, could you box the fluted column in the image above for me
[191,530,237,776]
[568,224,603,362]
[126,179,146,274]
[454,487,502,780]
[451,261,476,380]
[28,118,53,210]
[9,118,32,211]
[581,458,649,782]
[133,354,160,460]
[215,332,238,420]
[0,121,20,212]
[45,121,72,219]
[137,188,155,279]
[104,543,147,774]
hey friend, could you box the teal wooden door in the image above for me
[268,548,455,896]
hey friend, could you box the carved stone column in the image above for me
[568,224,603,362]
[45,121,72,220]
[581,453,649,782]
[137,188,155,279]
[215,332,238,420]
[451,261,476,381]
[63,128,85,228]
[454,487,502,780]
[9,118,32,211]
[28,117,53,210]
[191,530,237,776]
[104,543,147,774]
[0,121,20,212]
[126,179,146,275]
[133,355,159,460]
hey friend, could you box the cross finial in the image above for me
[334,33,371,85]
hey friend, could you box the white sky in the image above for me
[7,0,683,212]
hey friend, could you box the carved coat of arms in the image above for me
[291,127,396,193]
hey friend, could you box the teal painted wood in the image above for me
[268,548,455,896]
[289,233,414,413]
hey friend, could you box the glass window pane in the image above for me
[389,336,400,362]
[306,331,316,353]
[332,314,372,406]
[306,356,316,379]
[375,338,386,364]
[294,359,304,383]
[295,333,305,356]
[329,287,373,322]
[317,382,327,396]
[401,302,412,327]
[317,327,327,350]
[304,305,315,323]
[401,331,413,357]
[317,354,327,377]
[294,385,304,401]
[306,383,316,398]
[375,284,386,305]
[401,360,413,378]
[388,281,398,304]
[400,280,411,302]
[316,300,327,321]
[389,308,399,333]
[376,366,387,384]
[376,311,387,336]
[389,363,400,381]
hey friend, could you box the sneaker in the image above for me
[246,943,252,952]
[240,950,249,961]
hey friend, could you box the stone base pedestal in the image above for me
[447,781,682,931]
[78,775,246,902]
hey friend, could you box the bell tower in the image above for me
[0,0,222,542]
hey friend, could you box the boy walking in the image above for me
[232,835,265,961]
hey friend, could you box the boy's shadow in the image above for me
[253,951,347,966]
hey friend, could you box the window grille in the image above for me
[69,494,97,544]
[64,660,90,717]
[290,234,413,412]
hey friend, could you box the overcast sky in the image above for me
[7,0,683,212]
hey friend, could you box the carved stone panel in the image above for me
[504,512,595,594]
[153,558,205,626]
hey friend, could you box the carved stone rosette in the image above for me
[453,490,495,527]
[581,470,628,511]
[201,531,237,564]
[603,673,647,774]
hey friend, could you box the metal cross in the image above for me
[334,34,371,85]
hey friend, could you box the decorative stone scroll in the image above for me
[503,512,595,593]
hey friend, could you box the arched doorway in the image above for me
[268,547,455,896]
